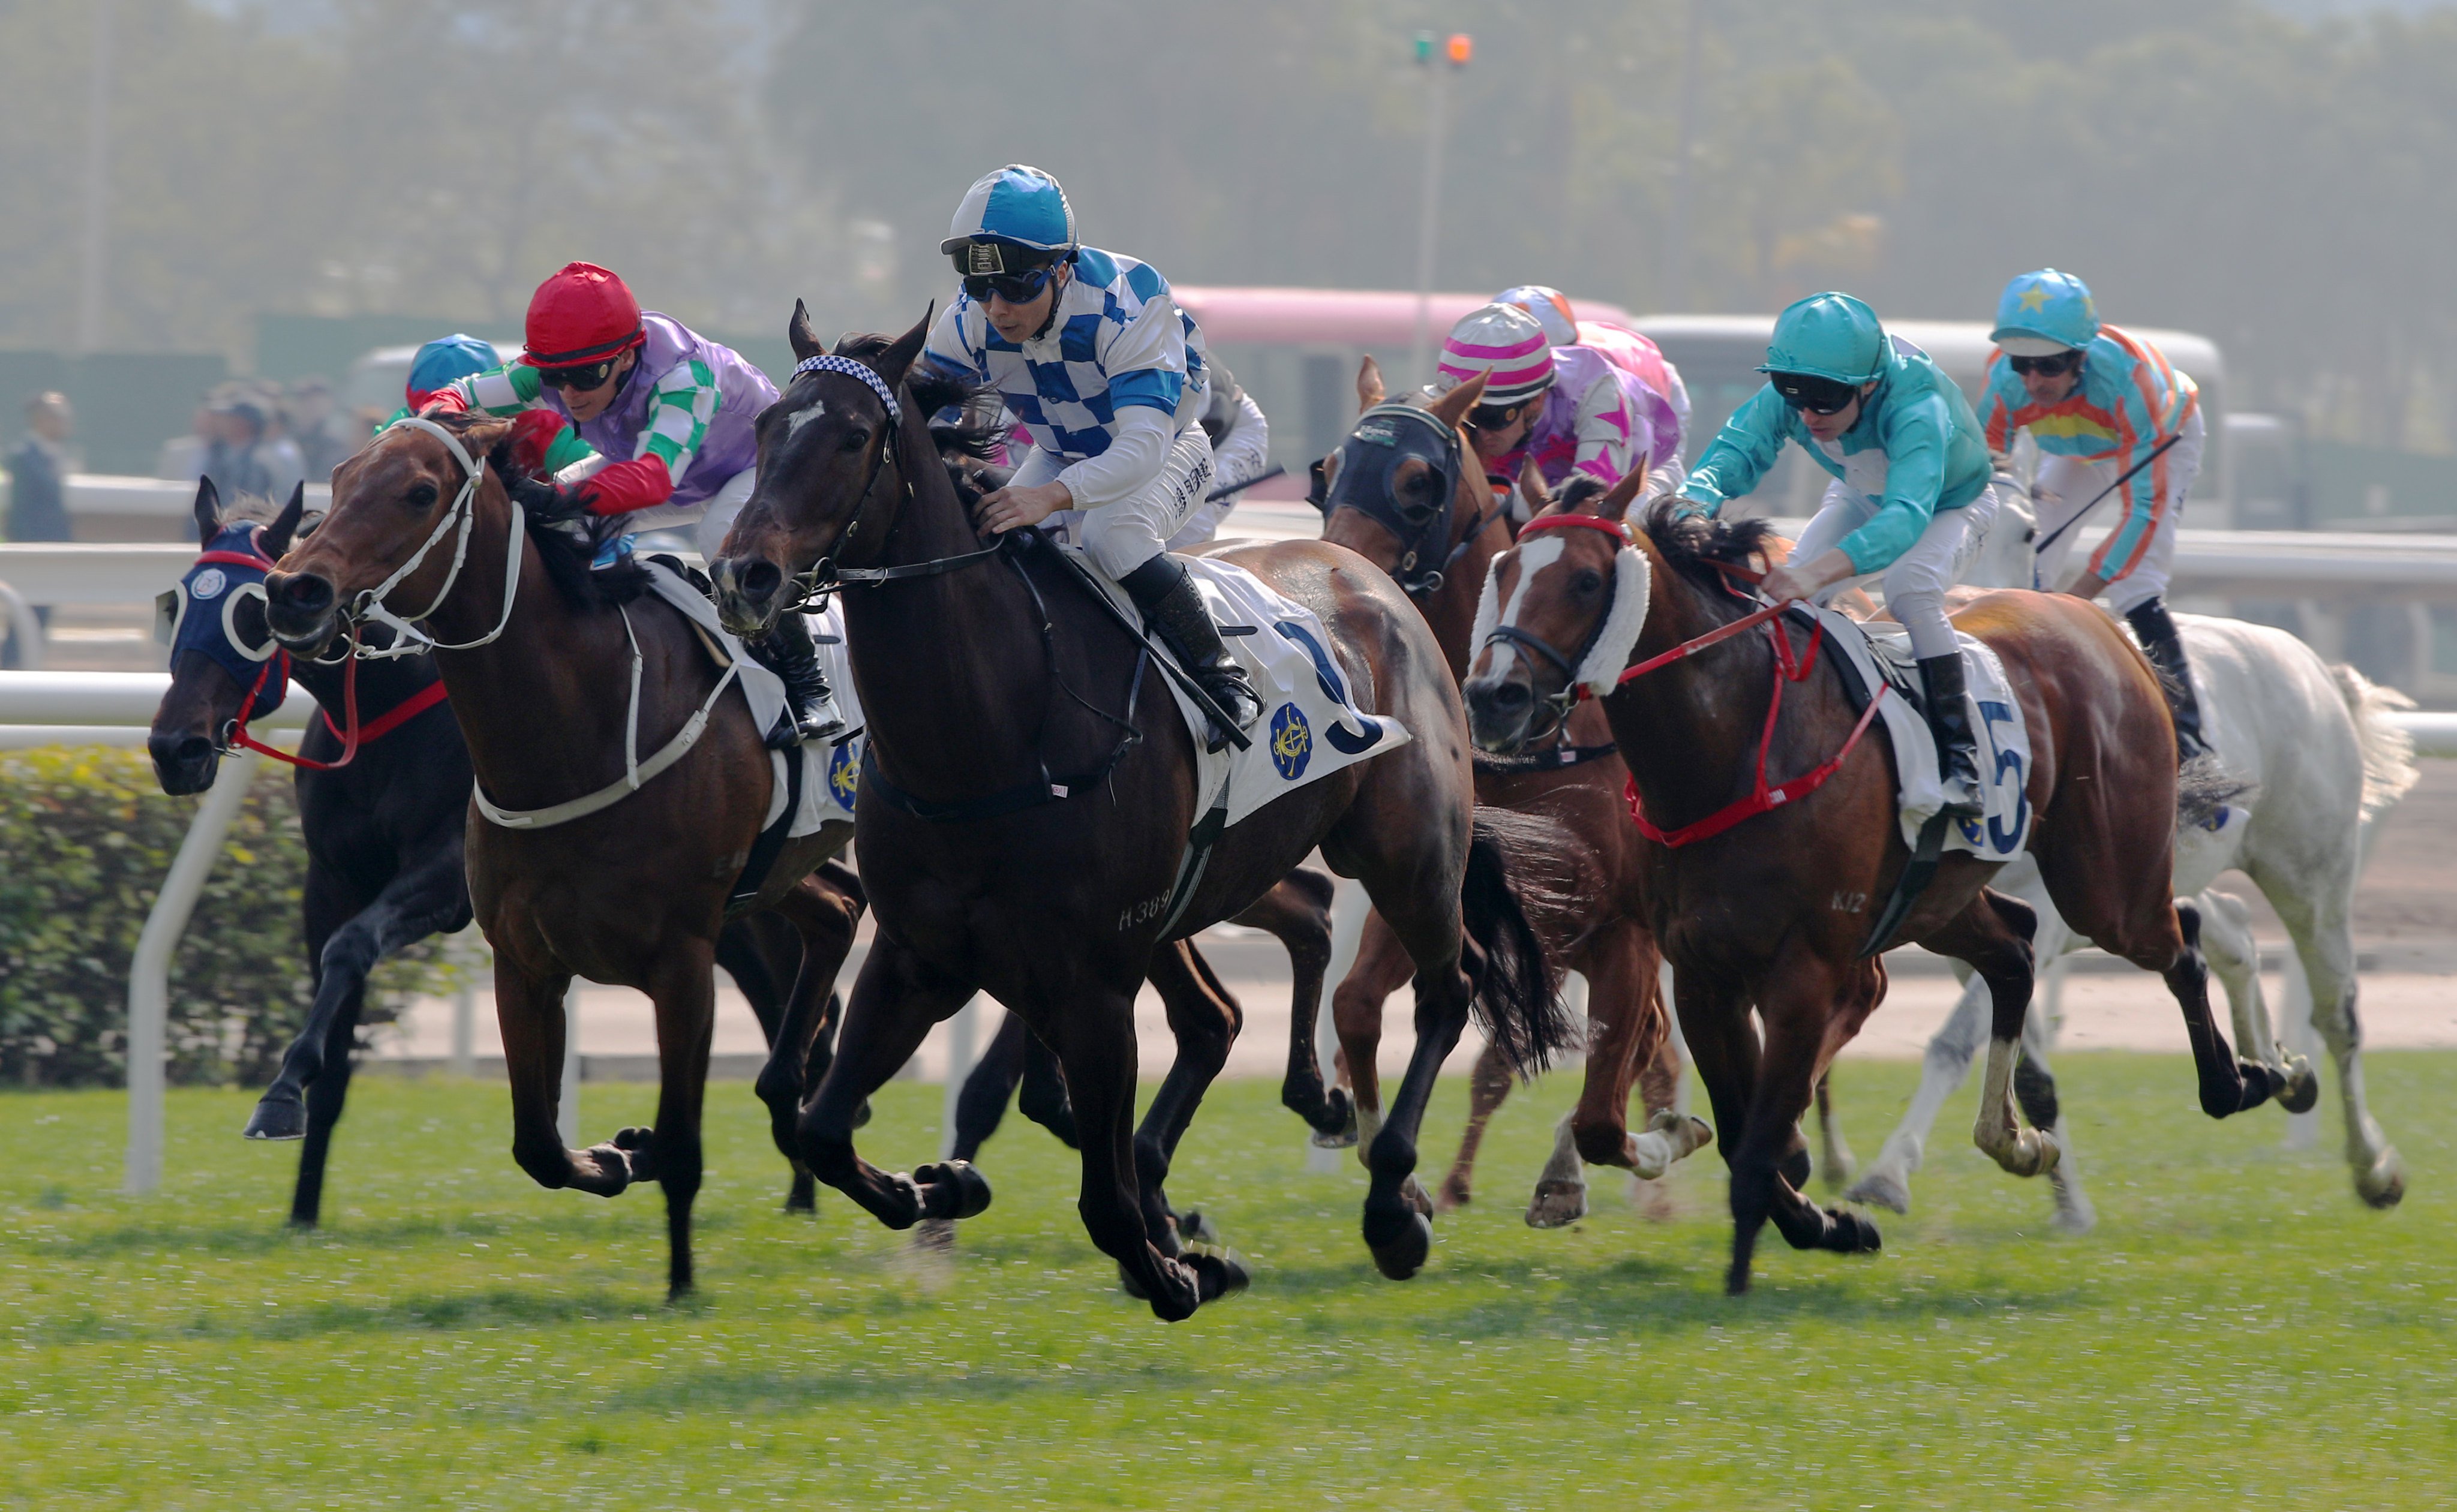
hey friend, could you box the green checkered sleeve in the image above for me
[450,362,543,415]
[637,359,719,485]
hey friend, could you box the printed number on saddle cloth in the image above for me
[1969,698,2029,854]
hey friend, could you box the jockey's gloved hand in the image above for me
[506,409,568,476]
[416,389,470,417]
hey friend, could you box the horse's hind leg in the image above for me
[1537,931,1708,1227]
[798,932,988,1231]
[751,865,865,1210]
[948,1012,1031,1165]
[1244,868,1352,1142]
[716,911,810,1210]
[1133,941,1242,1257]
[1924,889,2060,1179]
[2248,854,2405,1207]
[638,943,719,1300]
[1813,1074,1855,1192]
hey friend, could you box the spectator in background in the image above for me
[157,401,212,483]
[202,395,281,511]
[286,377,359,479]
[249,382,308,498]
[7,392,76,653]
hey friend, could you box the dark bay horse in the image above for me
[1465,477,2285,1291]
[149,480,850,1225]
[708,310,1574,1318]
[263,417,863,1298]
[1315,359,1702,1222]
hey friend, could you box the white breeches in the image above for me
[2030,406,2203,615]
[1794,480,2001,661]
[1029,426,1217,579]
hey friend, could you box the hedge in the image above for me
[0,747,465,1088]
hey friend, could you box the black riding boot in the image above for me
[1916,653,1985,820]
[745,612,846,750]
[2125,598,2209,763]
[1119,554,1262,749]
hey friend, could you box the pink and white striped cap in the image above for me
[1437,303,1557,405]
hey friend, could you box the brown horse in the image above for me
[1464,475,2283,1292]
[263,414,864,1298]
[707,309,1574,1318]
[1314,359,1702,1223]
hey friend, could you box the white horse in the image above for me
[1837,480,2417,1227]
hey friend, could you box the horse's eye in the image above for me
[1575,569,1604,594]
[406,482,438,509]
[1399,468,1426,494]
[839,428,869,453]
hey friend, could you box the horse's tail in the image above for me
[1459,807,1579,1078]
[2330,660,2420,822]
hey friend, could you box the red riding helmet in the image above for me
[521,261,645,368]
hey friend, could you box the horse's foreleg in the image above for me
[2161,900,2282,1118]
[2251,857,2405,1207]
[798,933,987,1230]
[1136,942,1242,1253]
[1356,941,1477,1282]
[640,944,718,1300]
[1564,931,1709,1192]
[248,851,462,1142]
[496,960,629,1196]
[1812,1075,1856,1192]
[289,984,362,1229]
[1330,910,1415,1172]
[1741,961,1883,1293]
[1240,868,1349,1141]
[1672,969,1774,1291]
[1438,1038,1514,1213]
[2199,888,2318,1113]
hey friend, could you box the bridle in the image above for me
[774,353,1002,612]
[1477,512,1629,744]
[1314,402,1489,597]
[335,416,525,660]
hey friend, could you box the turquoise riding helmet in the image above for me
[1991,269,2099,356]
[1759,292,1889,385]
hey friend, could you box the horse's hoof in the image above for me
[1172,1207,1221,1247]
[2276,1057,2321,1116]
[915,1161,992,1221]
[1434,1176,1471,1215]
[1842,1167,1912,1215]
[1365,1209,1433,1280]
[2357,1149,2407,1210]
[243,1095,307,1142]
[611,1126,653,1152]
[1524,1180,1589,1229]
[1184,1246,1250,1301]
[1824,1207,1883,1254]
[2050,1192,2098,1236]
[1309,1096,1359,1149]
[1725,1264,1753,1297]
[1818,1150,1858,1194]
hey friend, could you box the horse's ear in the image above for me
[1517,456,1556,519]
[192,477,221,542]
[459,416,516,464]
[1426,371,1486,431]
[261,482,306,559]
[1356,354,1386,412]
[1594,461,1650,524]
[788,299,825,363]
[870,304,935,392]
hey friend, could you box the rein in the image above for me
[344,416,527,659]
[1506,513,1891,848]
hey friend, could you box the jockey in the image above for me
[921,164,1261,738]
[1679,291,2001,818]
[424,263,842,746]
[1166,361,1270,549]
[387,336,596,480]
[1982,268,2208,760]
[1435,303,1684,525]
[1494,283,1693,465]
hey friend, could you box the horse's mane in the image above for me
[830,332,1005,462]
[1638,495,1779,596]
[213,491,286,526]
[416,410,650,609]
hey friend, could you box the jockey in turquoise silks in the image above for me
[1981,268,2207,760]
[1678,291,2002,819]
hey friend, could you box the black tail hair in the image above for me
[1459,808,1578,1077]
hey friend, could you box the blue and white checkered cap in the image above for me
[939,165,1076,257]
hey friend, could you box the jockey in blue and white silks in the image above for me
[1679,291,2002,817]
[921,164,1259,738]
[1981,267,2207,759]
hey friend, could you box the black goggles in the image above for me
[537,357,620,391]
[2008,350,2084,377]
[959,264,1057,305]
[1465,401,1528,433]
[1768,372,1863,416]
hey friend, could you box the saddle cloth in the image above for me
[640,561,853,841]
[1075,548,1413,828]
[1810,604,2034,862]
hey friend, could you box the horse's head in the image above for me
[148,479,306,793]
[1314,359,1493,597]
[265,413,515,658]
[710,302,930,638]
[1461,467,1654,756]
[1965,466,2038,591]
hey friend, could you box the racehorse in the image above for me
[263,418,864,1298]
[707,308,1573,1318]
[1312,356,1704,1223]
[150,480,858,1225]
[1838,480,2414,1221]
[1464,470,2287,1292]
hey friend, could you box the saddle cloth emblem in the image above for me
[1269,702,1312,780]
[827,739,861,813]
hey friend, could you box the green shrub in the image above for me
[0,747,465,1088]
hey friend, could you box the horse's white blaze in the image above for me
[786,401,827,435]
[1474,534,1566,680]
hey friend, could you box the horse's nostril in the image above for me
[275,574,333,613]
[176,735,211,764]
[740,561,783,601]
[1489,681,1530,708]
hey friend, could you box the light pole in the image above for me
[1408,31,1473,390]
[76,0,116,355]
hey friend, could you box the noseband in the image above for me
[337,416,527,659]
[1317,402,1485,597]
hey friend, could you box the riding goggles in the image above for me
[2008,350,2084,377]
[959,265,1057,305]
[1465,401,1528,434]
[1768,372,1863,416]
[537,357,620,391]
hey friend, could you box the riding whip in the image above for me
[1204,464,1286,504]
[2030,429,2187,557]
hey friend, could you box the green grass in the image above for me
[4,1053,2455,1510]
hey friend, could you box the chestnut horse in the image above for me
[1314,358,1702,1224]
[1465,476,2285,1292]
[707,310,1573,1318]
[265,414,864,1298]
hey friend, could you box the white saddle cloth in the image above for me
[641,561,853,842]
[1076,548,1413,828]
[1812,605,2034,861]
